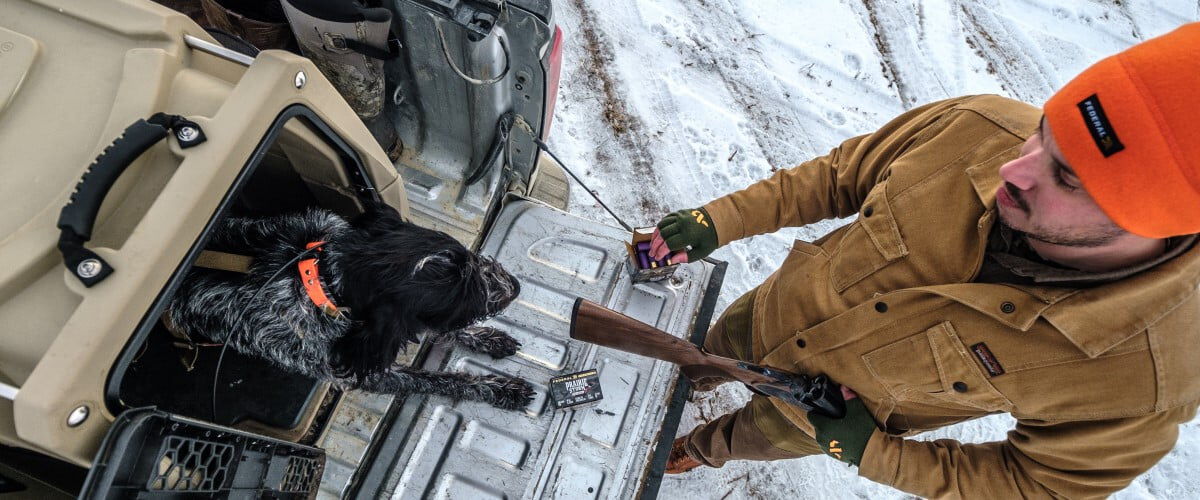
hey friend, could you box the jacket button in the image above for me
[953,381,969,393]
[863,206,874,217]
[796,338,807,348]
[1000,301,1016,314]
[874,302,888,313]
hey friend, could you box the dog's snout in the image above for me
[507,271,521,298]
[479,258,519,312]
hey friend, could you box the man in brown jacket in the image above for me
[650,24,1200,498]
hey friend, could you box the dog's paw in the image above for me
[456,326,522,358]
[479,375,536,411]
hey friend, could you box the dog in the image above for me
[164,203,534,410]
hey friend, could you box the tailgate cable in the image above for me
[534,136,633,233]
[509,114,635,232]
[431,11,511,86]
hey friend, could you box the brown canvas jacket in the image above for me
[701,95,1200,499]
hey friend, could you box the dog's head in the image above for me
[331,203,520,380]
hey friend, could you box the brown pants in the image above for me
[683,289,824,467]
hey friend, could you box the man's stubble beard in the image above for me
[997,206,1126,248]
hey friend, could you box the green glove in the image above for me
[807,394,876,467]
[654,207,719,261]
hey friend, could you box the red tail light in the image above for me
[541,25,564,140]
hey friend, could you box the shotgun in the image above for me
[569,298,846,418]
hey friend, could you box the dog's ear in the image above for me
[350,200,407,235]
[411,249,457,278]
[331,299,422,381]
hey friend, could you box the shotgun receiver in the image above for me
[569,298,846,418]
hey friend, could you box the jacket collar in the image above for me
[1039,242,1200,357]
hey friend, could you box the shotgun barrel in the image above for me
[569,298,845,418]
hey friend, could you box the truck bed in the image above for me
[315,199,721,498]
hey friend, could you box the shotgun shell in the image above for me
[636,241,651,251]
[637,251,650,269]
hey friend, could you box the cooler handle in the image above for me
[57,113,206,287]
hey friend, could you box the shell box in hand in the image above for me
[625,227,678,283]
[549,369,604,410]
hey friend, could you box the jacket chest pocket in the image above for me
[830,186,908,292]
[862,321,1013,413]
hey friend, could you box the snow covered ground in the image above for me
[545,1,1200,498]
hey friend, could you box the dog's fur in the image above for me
[165,203,534,410]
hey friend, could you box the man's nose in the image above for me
[998,151,1039,192]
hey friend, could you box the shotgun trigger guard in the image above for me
[737,361,812,408]
[737,362,802,382]
[737,362,847,418]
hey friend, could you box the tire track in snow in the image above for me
[854,0,966,107]
[665,0,824,168]
[567,0,669,220]
[856,0,919,106]
[1112,0,1146,39]
[956,1,1059,102]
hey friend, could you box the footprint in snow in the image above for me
[825,110,848,127]
[844,53,862,73]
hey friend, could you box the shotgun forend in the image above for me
[569,298,846,418]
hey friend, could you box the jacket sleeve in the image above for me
[858,404,1198,499]
[701,97,968,246]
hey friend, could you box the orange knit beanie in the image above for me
[1044,22,1200,238]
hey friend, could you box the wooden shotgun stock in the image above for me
[569,298,845,418]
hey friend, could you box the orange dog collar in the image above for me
[298,241,339,316]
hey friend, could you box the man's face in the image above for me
[995,117,1127,247]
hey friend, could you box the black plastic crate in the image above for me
[81,408,325,499]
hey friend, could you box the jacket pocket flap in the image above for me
[862,333,942,398]
[926,322,1014,411]
[857,188,908,261]
[863,322,1013,412]
[790,238,826,257]
[830,186,908,292]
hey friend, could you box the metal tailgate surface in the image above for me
[380,200,715,499]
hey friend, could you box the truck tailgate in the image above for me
[366,199,721,499]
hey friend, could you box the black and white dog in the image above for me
[164,203,534,410]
